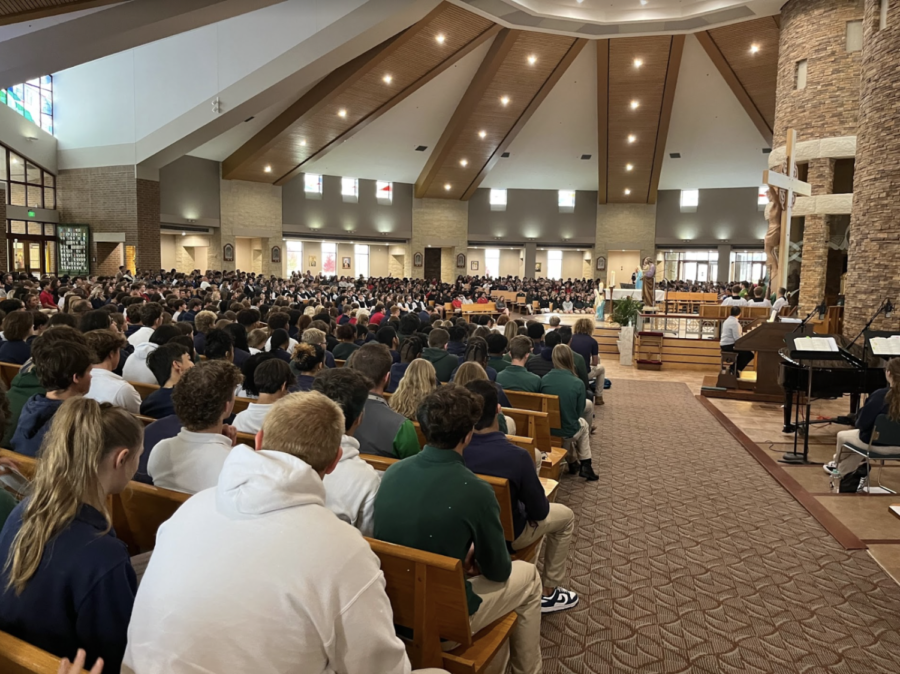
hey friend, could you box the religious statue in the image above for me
[764,185,783,289]
[594,282,606,322]
[641,257,655,307]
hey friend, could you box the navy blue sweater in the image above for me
[0,339,31,365]
[140,387,175,419]
[857,387,892,443]
[10,394,62,457]
[0,502,136,672]
[463,431,549,538]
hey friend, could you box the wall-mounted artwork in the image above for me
[535,262,542,273]
[271,246,281,264]
[413,252,423,267]
[223,243,234,262]
[342,256,351,269]
[309,255,317,267]
[456,253,466,268]
[596,256,606,271]
[471,261,479,271]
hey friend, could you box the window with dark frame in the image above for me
[0,142,57,210]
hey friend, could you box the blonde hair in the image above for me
[504,321,519,342]
[261,391,343,471]
[357,310,369,327]
[247,328,268,350]
[389,359,438,420]
[551,344,577,376]
[454,362,488,388]
[574,318,594,335]
[4,398,143,595]
[195,310,217,334]
[302,327,326,346]
[303,306,316,317]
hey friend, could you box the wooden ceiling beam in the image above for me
[276,23,503,187]
[597,39,609,205]
[647,34,684,205]
[695,30,773,145]
[0,0,122,26]
[414,28,519,199]
[461,38,587,200]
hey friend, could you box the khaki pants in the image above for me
[469,561,543,674]
[582,399,594,428]
[832,429,900,476]
[565,418,592,462]
[589,364,605,398]
[511,503,575,589]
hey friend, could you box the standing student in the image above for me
[147,361,243,494]
[233,359,295,434]
[140,343,193,419]
[770,287,788,319]
[84,330,142,413]
[0,398,143,673]
[313,368,381,536]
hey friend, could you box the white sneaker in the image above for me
[823,461,838,475]
[858,476,869,493]
[541,587,579,613]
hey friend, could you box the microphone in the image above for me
[817,301,826,320]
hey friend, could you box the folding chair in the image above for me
[839,415,900,494]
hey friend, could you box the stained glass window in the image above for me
[1,75,53,135]
[376,180,392,203]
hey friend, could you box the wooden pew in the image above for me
[459,303,497,322]
[132,381,159,401]
[500,407,556,453]
[503,390,561,433]
[366,538,517,674]
[0,361,21,388]
[0,629,88,674]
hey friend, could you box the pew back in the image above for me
[0,361,21,389]
[0,629,85,674]
[503,390,561,432]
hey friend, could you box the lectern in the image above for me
[731,321,813,395]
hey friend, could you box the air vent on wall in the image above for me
[244,116,255,123]
[669,152,681,159]
[415,145,428,152]
[580,154,592,160]
[501,152,510,158]
[762,148,772,154]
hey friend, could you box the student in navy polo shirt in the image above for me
[0,397,144,673]
[141,343,193,419]
[0,310,34,365]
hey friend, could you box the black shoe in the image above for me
[567,460,581,475]
[579,460,599,481]
[782,424,796,434]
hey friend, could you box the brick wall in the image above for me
[843,0,900,337]
[0,192,6,271]
[95,242,123,277]
[593,204,657,281]
[410,198,468,282]
[214,179,283,277]
[774,0,863,144]
[136,179,161,272]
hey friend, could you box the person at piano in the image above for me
[720,307,753,373]
[720,285,746,307]
[825,359,900,485]
[748,286,772,308]
[770,287,788,319]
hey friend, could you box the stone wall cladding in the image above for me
[593,204,657,281]
[0,192,7,271]
[213,179,283,277]
[798,158,834,312]
[410,198,468,282]
[843,0,900,337]
[774,0,863,145]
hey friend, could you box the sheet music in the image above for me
[797,336,839,352]
[870,336,900,356]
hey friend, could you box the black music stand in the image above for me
[781,334,843,464]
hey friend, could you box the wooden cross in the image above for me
[762,128,811,290]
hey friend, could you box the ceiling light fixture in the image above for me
[300,140,306,146]
[436,33,446,44]
[624,188,631,195]
[383,74,393,83]
[634,58,643,67]
[626,163,633,171]
[478,130,487,139]
[338,109,347,118]
[640,0,647,5]
[750,44,760,54]
[628,134,636,143]
[264,165,272,173]
[444,183,452,191]
[630,100,639,110]
[460,159,468,167]
[500,96,510,106]
[527,55,537,65]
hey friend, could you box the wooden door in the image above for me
[424,248,441,282]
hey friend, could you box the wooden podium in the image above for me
[722,322,812,396]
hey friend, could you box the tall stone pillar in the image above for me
[843,0,900,337]
[212,180,283,277]
[716,244,731,284]
[593,204,657,282]
[410,199,467,283]
[772,0,862,309]
[523,243,537,281]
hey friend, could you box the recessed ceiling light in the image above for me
[634,58,643,67]
[628,134,636,143]
[264,165,272,173]
[624,188,631,195]
[500,96,510,106]
[182,232,186,236]
[640,0,647,5]
[750,44,760,54]
[630,100,639,110]
[478,130,487,139]
[436,33,445,44]
[527,55,537,65]
[444,183,452,191]
[383,74,393,83]
[300,140,306,147]
[460,159,468,167]
[338,109,347,118]
[626,163,633,171]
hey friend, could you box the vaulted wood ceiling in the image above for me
[0,0,121,25]
[696,16,780,145]
[222,2,498,185]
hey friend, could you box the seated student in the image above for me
[446,325,467,357]
[486,333,510,373]
[0,398,143,673]
[122,324,181,385]
[527,322,545,355]
[247,327,268,355]
[127,303,163,347]
[267,328,293,363]
[497,335,542,393]
[303,327,336,368]
[347,343,420,459]
[387,335,422,393]
[748,285,772,308]
[453,337,497,382]
[177,298,201,323]
[147,360,243,494]
[770,286,788,319]
[233,359,295,434]
[389,359,439,421]
[826,358,900,490]
[720,284,746,307]
[526,330,562,378]
[375,325,401,364]
[264,312,299,354]
[541,345,597,481]
[463,380,579,613]
[224,323,252,366]
[313,368,381,536]
[332,323,360,360]
[546,316,561,333]
[140,343,193,418]
[84,329,142,413]
[422,328,457,383]
[290,342,325,391]
[0,311,34,364]
[205,328,238,363]
[11,328,93,457]
[374,385,543,674]
[192,310,217,356]
[453,362,514,433]
[720,307,752,373]
[571,318,605,402]
[124,392,428,674]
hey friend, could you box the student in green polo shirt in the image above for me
[421,328,458,383]
[540,344,598,481]
[486,333,510,373]
[374,385,543,674]
[496,336,541,393]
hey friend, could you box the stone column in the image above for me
[212,180,283,277]
[797,158,834,311]
[716,244,731,284]
[410,199,467,283]
[843,0,900,337]
[593,204,657,282]
[523,243,537,280]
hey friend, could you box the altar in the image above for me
[606,288,665,303]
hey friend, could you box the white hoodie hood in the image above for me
[323,435,380,536]
[216,444,324,518]
[122,341,159,385]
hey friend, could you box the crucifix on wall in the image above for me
[762,128,811,291]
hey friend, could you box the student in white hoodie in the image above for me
[122,325,182,386]
[126,303,163,347]
[312,367,381,536]
[233,357,295,434]
[124,391,447,674]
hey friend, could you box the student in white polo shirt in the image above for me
[233,358,295,434]
[148,360,243,494]
[83,329,142,413]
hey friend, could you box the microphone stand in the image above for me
[791,302,824,334]
[847,299,888,358]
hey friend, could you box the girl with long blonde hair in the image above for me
[389,359,438,420]
[453,362,515,435]
[0,398,144,672]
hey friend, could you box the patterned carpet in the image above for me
[539,379,900,673]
